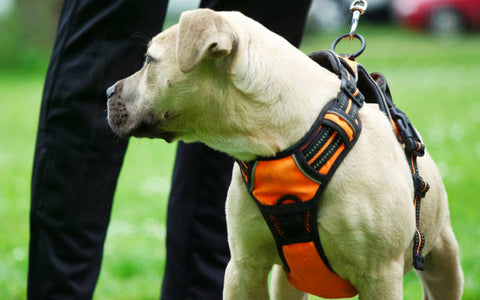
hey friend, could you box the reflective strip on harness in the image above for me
[324,112,355,142]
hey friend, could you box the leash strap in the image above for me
[392,105,430,271]
[370,73,430,270]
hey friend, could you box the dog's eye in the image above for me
[145,54,154,64]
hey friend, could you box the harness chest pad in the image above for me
[237,51,369,298]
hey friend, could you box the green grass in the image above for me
[1,26,479,299]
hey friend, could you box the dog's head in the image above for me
[107,9,236,141]
[107,9,339,159]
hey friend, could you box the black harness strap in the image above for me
[309,53,431,271]
[371,72,430,270]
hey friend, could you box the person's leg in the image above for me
[161,1,312,299]
[28,1,168,299]
[161,142,233,300]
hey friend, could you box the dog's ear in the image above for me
[176,9,236,73]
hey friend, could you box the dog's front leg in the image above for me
[223,258,271,299]
[270,264,308,300]
[223,166,278,299]
[353,259,404,300]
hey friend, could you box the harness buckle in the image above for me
[413,174,430,199]
[341,77,365,107]
[389,106,424,156]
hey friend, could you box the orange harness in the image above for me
[238,51,364,298]
[238,51,429,298]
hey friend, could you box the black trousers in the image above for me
[28,1,312,299]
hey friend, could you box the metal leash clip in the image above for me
[331,0,368,59]
[349,0,368,40]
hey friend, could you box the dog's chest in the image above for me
[236,51,367,298]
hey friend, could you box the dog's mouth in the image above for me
[110,116,177,143]
[129,122,177,142]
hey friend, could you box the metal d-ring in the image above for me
[330,33,366,60]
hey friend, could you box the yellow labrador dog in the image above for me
[107,9,463,300]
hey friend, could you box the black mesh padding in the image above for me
[260,200,316,245]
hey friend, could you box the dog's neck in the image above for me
[178,22,342,161]
[230,42,343,160]
[194,55,341,161]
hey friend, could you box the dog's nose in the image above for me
[106,84,116,101]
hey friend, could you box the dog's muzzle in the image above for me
[106,81,130,135]
[105,81,176,142]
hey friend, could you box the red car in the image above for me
[393,0,480,32]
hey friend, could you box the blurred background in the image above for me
[2,0,480,70]
[1,0,479,299]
